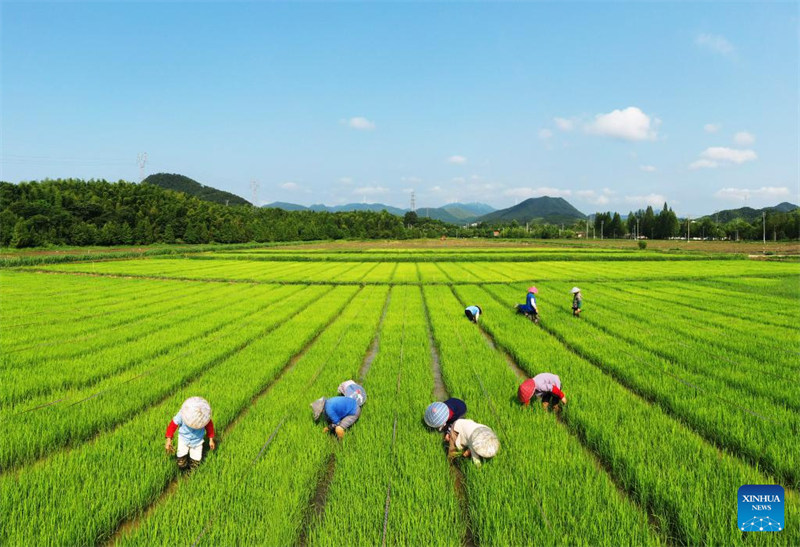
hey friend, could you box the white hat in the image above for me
[180,397,212,429]
[469,426,500,466]
[571,287,580,294]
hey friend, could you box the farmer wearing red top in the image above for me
[165,396,216,470]
[517,373,568,413]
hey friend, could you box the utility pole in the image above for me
[410,191,416,212]
[636,218,640,241]
[250,180,260,207]
[687,216,690,242]
[600,220,604,240]
[763,211,766,245]
[137,152,148,182]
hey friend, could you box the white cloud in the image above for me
[639,165,657,172]
[338,177,353,185]
[554,117,575,131]
[451,177,466,183]
[714,187,790,202]
[690,147,757,169]
[538,128,553,140]
[695,33,735,56]
[624,193,667,207]
[503,187,572,199]
[734,131,755,146]
[353,185,388,196]
[689,159,719,170]
[430,186,443,192]
[575,190,610,206]
[280,182,300,191]
[701,147,757,164]
[447,155,467,164]
[704,123,721,133]
[346,117,376,130]
[585,107,659,141]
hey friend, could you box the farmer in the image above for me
[571,287,583,317]
[445,419,500,467]
[424,397,468,434]
[515,286,539,323]
[464,305,482,323]
[165,396,216,471]
[517,373,568,412]
[311,382,366,440]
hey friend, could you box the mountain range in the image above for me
[263,201,497,224]
[143,173,797,226]
[698,202,798,223]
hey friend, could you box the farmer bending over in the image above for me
[311,382,366,440]
[424,397,467,435]
[515,286,539,323]
[518,373,568,413]
[464,305,482,323]
[571,287,583,317]
[165,396,216,471]
[445,419,500,467]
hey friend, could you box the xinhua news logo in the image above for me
[738,485,784,532]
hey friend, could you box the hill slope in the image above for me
[700,202,798,223]
[479,196,587,224]
[143,173,251,206]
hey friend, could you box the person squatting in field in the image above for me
[424,397,468,436]
[571,287,583,317]
[311,380,366,440]
[445,419,500,467]
[165,396,216,471]
[518,373,568,413]
[464,305,482,323]
[515,286,540,323]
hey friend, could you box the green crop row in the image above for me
[0,284,323,470]
[1,283,258,406]
[423,285,659,546]
[576,282,800,403]
[116,285,389,546]
[30,256,799,285]
[455,284,799,545]
[614,282,800,364]
[1,280,229,366]
[496,282,800,487]
[308,286,464,546]
[631,280,799,330]
[0,284,359,546]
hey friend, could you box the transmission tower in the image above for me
[410,191,416,212]
[137,152,148,182]
[250,180,260,207]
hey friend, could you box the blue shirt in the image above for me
[519,292,537,313]
[465,306,480,317]
[324,396,358,425]
[172,412,207,448]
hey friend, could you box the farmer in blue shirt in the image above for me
[515,286,540,323]
[311,381,366,440]
[464,305,482,323]
[165,397,216,471]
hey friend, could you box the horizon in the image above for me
[2,2,798,216]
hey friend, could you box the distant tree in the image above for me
[403,211,418,226]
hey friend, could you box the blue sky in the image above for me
[2,1,797,216]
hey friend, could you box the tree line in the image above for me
[0,179,450,248]
[1,180,797,248]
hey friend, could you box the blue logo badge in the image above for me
[738,485,784,532]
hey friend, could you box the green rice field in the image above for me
[1,241,798,546]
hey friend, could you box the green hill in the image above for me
[143,173,251,206]
[700,202,798,223]
[479,196,586,224]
